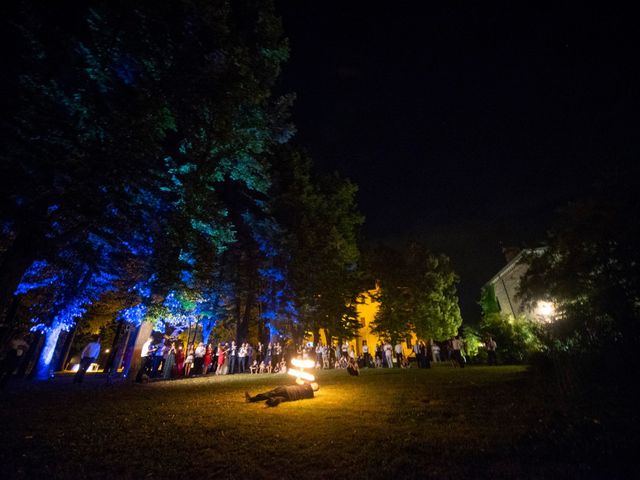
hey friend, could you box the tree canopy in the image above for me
[0,0,366,377]
[367,242,462,342]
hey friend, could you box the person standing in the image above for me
[216,343,226,375]
[245,343,253,373]
[275,342,283,368]
[193,342,206,375]
[265,342,273,371]
[184,345,194,377]
[256,342,264,365]
[485,336,497,365]
[394,342,404,368]
[375,343,383,368]
[162,341,177,379]
[432,343,441,363]
[362,340,371,368]
[203,344,213,374]
[238,343,247,373]
[384,342,394,368]
[420,341,431,369]
[74,335,101,383]
[228,341,238,374]
[315,343,323,368]
[451,336,465,368]
[413,341,422,368]
[175,345,185,377]
[135,337,153,382]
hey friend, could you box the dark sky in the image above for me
[275,1,640,322]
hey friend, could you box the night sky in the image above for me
[275,1,639,322]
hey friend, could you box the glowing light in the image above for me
[291,358,315,369]
[535,301,556,321]
[287,368,315,382]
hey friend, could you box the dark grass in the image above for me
[0,365,637,479]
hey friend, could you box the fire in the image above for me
[287,357,316,384]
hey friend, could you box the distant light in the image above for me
[105,349,110,353]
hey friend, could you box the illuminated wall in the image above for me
[315,288,417,358]
[353,288,417,357]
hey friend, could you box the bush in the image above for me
[480,313,542,364]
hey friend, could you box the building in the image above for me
[332,287,417,359]
[485,248,545,321]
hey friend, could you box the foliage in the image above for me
[518,184,640,359]
[368,242,462,342]
[0,1,294,353]
[480,312,542,364]
[461,325,483,361]
[479,284,501,316]
[270,147,365,343]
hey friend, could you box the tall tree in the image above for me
[369,243,462,342]
[270,147,365,344]
[1,1,293,367]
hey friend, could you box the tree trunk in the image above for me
[237,289,254,344]
[112,322,132,375]
[57,326,77,371]
[34,267,94,380]
[324,329,333,347]
[125,321,153,382]
[103,320,123,374]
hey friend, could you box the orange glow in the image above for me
[287,368,315,382]
[291,358,315,369]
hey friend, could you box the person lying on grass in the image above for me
[245,382,319,407]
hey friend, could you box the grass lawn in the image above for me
[0,365,636,479]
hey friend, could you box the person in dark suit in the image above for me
[245,382,318,407]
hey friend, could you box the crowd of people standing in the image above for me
[0,331,499,388]
[135,339,289,382]
[133,333,497,382]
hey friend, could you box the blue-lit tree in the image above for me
[2,0,293,371]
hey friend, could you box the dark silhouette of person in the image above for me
[346,357,359,376]
[0,334,30,389]
[245,382,318,407]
